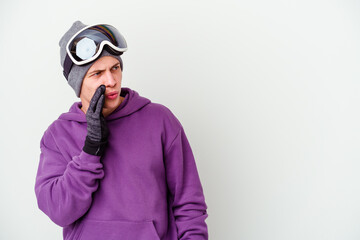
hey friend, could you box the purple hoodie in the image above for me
[34,87,208,240]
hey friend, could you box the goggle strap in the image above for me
[63,53,73,80]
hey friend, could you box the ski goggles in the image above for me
[63,23,128,79]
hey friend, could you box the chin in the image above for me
[102,105,116,117]
[105,98,119,106]
[104,98,120,109]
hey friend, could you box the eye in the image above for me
[113,65,120,70]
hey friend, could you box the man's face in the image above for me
[80,56,122,117]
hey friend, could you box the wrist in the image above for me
[83,136,108,156]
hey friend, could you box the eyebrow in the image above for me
[87,62,120,76]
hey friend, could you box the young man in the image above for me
[34,20,208,240]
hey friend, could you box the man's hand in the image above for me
[83,85,109,156]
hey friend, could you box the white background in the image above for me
[1,0,360,239]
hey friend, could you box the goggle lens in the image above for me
[67,24,127,62]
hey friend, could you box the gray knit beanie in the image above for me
[59,20,124,97]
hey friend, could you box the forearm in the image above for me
[171,186,208,240]
[165,127,209,239]
[35,150,104,227]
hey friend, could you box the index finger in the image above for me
[89,85,106,112]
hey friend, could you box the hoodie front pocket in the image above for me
[77,219,160,240]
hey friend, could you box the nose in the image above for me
[103,70,116,87]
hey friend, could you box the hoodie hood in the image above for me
[59,87,151,123]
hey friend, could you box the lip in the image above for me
[106,91,119,100]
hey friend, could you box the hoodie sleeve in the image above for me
[164,126,209,240]
[34,129,104,227]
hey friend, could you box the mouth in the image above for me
[106,91,119,100]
